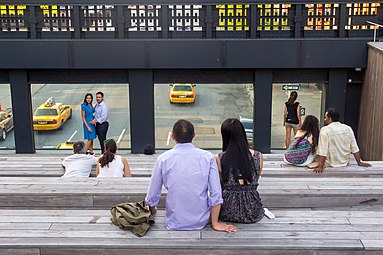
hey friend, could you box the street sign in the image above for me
[300,107,305,116]
[282,85,300,91]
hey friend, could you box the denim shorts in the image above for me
[285,122,300,130]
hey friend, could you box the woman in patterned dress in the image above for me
[215,118,264,223]
[284,115,319,166]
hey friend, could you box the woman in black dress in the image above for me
[215,118,264,223]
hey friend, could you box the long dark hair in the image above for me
[99,139,117,168]
[83,93,93,106]
[220,118,255,185]
[286,91,298,106]
[294,115,319,153]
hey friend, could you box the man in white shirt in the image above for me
[62,141,98,177]
[314,108,371,174]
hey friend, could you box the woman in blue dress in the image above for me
[81,93,96,154]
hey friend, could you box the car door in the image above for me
[58,105,66,122]
[6,113,14,131]
[3,113,12,131]
[0,113,5,132]
[62,106,70,121]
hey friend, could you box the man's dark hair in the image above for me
[172,119,194,143]
[143,144,155,155]
[73,140,86,154]
[326,108,340,122]
[96,91,104,98]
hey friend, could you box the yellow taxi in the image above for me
[169,83,196,104]
[33,97,72,131]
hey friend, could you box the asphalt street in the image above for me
[0,83,253,150]
[0,82,323,151]
[155,83,253,149]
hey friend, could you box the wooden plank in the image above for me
[0,238,364,250]
[0,222,51,230]
[1,229,383,241]
[202,231,383,239]
[361,239,383,250]
[0,249,40,255]
[0,209,110,216]
[349,218,383,225]
[48,222,383,233]
[0,216,110,223]
[93,194,166,208]
[0,195,94,208]
[0,229,200,239]
[38,248,383,255]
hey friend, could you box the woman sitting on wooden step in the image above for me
[216,118,264,223]
[96,139,131,177]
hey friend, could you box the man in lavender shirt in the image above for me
[145,119,237,232]
[90,91,109,153]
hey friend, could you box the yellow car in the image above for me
[33,97,72,131]
[169,83,196,104]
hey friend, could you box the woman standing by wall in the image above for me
[284,91,301,148]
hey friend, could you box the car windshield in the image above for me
[35,109,58,116]
[241,121,253,130]
[173,85,192,91]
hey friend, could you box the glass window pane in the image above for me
[31,84,130,152]
[0,84,15,150]
[271,83,325,150]
[155,83,253,149]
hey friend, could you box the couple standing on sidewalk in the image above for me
[81,91,109,154]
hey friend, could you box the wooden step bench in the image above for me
[0,176,382,209]
[0,208,382,254]
[0,155,381,178]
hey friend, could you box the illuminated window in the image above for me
[257,4,291,31]
[346,3,381,30]
[129,5,161,32]
[82,5,115,32]
[169,5,202,32]
[0,5,27,31]
[304,4,338,31]
[40,6,73,32]
[216,4,249,31]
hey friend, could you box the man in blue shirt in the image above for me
[90,91,109,153]
[145,119,237,232]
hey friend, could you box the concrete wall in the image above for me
[358,43,383,160]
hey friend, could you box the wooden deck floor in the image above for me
[1,154,382,178]
[0,207,383,254]
[0,154,382,254]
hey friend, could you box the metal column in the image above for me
[327,69,347,122]
[253,70,273,153]
[129,70,155,153]
[9,70,35,153]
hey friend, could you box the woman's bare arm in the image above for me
[122,157,132,177]
[81,110,91,131]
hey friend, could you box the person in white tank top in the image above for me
[96,139,131,177]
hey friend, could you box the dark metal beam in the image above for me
[9,70,36,154]
[0,39,370,69]
[327,69,348,122]
[129,70,155,153]
[253,69,273,153]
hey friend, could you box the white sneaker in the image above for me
[264,208,275,219]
